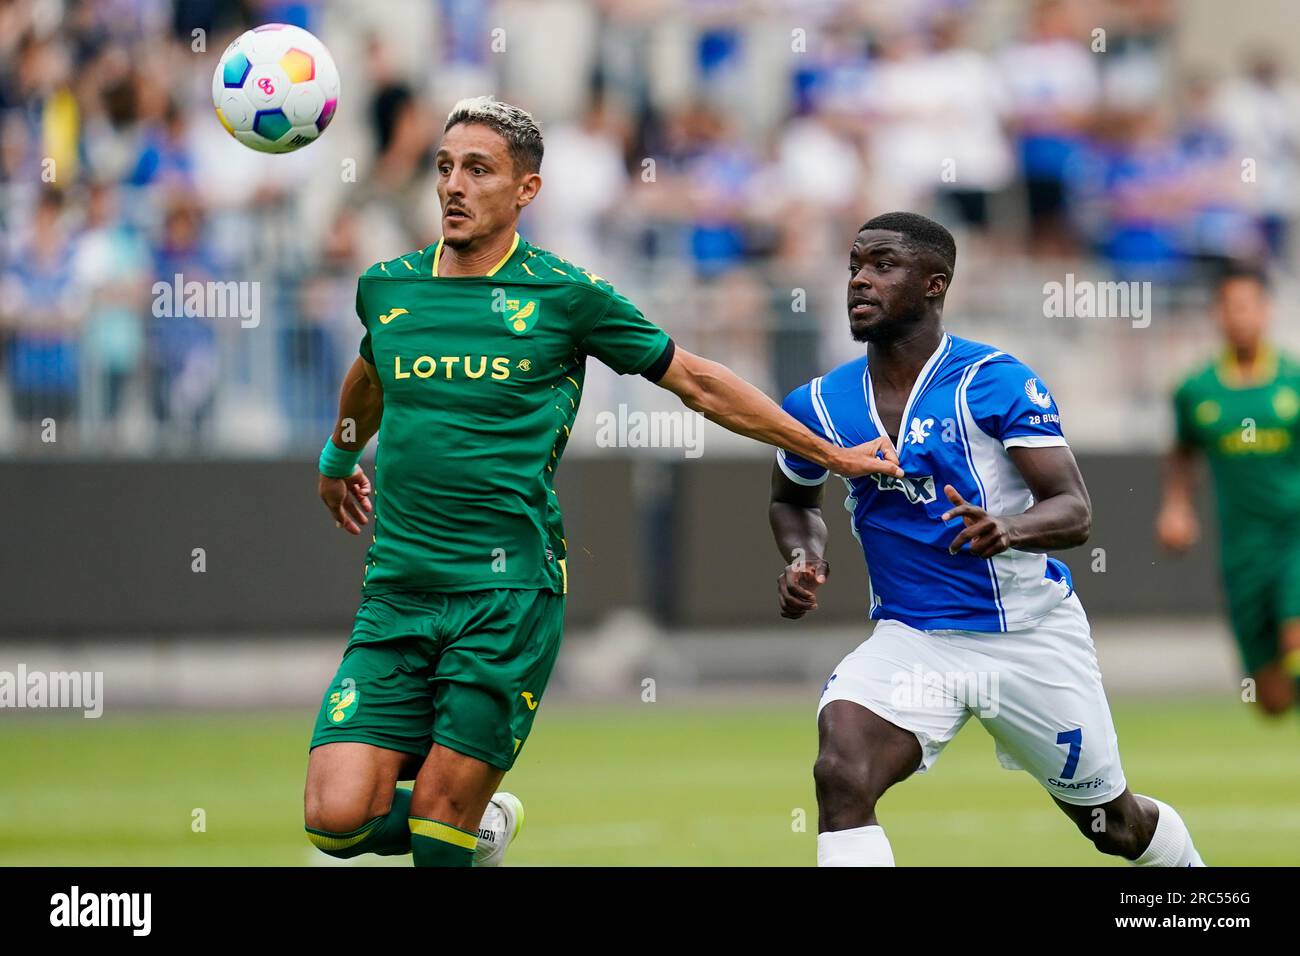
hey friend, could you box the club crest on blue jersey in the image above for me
[906,416,935,445]
[1024,377,1052,409]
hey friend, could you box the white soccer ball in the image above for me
[211,23,340,154]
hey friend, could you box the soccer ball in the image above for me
[212,23,340,154]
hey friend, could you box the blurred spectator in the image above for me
[147,194,221,445]
[1,189,83,428]
[1095,0,1176,110]
[861,27,949,217]
[789,15,872,119]
[862,14,1013,251]
[1000,0,1101,255]
[1212,51,1300,262]
[771,105,864,245]
[2,31,77,185]
[127,99,194,188]
[73,181,150,429]
[358,36,436,248]
[78,43,148,186]
[1074,108,1187,282]
[1176,75,1264,279]
[283,204,364,435]
[926,13,1014,240]
[531,94,630,267]
[669,104,763,278]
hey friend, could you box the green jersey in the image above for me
[354,233,671,595]
[1173,348,1300,549]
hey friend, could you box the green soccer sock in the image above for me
[305,787,413,859]
[409,816,477,867]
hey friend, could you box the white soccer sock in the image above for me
[1131,796,1205,867]
[817,824,895,866]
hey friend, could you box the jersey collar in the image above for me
[431,231,521,277]
[863,332,951,441]
[1216,344,1277,389]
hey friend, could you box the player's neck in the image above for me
[1231,342,1262,366]
[867,323,945,391]
[1225,341,1272,382]
[437,229,519,277]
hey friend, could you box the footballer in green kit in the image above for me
[302,96,902,867]
[1157,263,1300,717]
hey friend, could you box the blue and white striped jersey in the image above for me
[778,333,1074,632]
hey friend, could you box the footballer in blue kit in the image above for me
[770,212,1205,867]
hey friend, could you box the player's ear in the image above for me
[926,273,949,298]
[516,172,542,209]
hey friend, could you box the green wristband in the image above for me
[319,439,363,478]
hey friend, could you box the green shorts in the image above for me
[1223,552,1300,674]
[310,588,565,771]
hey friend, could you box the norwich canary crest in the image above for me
[502,298,540,335]
[327,679,359,724]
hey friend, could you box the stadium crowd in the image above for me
[1,0,1297,453]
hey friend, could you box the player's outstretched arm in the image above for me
[654,347,903,479]
[943,445,1092,557]
[1155,443,1200,552]
[769,463,830,619]
[318,357,383,535]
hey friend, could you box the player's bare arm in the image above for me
[319,355,382,535]
[942,444,1092,557]
[769,464,830,619]
[655,346,903,480]
[1155,442,1201,552]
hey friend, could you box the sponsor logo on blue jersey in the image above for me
[872,472,937,505]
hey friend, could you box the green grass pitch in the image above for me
[1,694,1295,866]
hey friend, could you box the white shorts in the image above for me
[817,593,1127,806]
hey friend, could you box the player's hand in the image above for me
[942,485,1014,558]
[1155,500,1199,552]
[319,466,373,535]
[777,557,830,619]
[831,437,904,479]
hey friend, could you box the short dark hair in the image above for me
[1215,260,1271,295]
[859,211,957,277]
[444,96,544,175]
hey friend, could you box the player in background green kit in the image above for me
[1157,263,1300,717]
[302,96,903,867]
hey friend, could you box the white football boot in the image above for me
[474,792,525,867]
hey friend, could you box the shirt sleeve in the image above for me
[1171,378,1199,449]
[966,356,1068,449]
[579,287,672,376]
[356,281,374,366]
[775,381,830,486]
